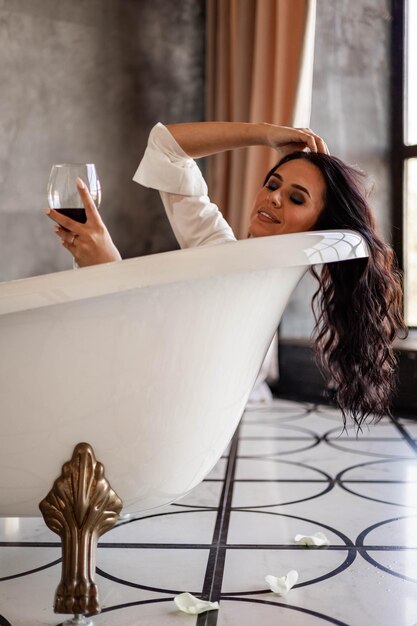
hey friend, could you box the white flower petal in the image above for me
[265,570,299,596]
[174,592,220,614]
[294,531,330,547]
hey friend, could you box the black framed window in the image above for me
[392,0,417,327]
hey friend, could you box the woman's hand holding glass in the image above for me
[44,177,121,267]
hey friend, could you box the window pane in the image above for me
[405,0,417,144]
[405,159,417,326]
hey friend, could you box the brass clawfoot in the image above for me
[39,442,123,618]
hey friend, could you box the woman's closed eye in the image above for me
[290,194,304,205]
[264,180,306,205]
[265,179,279,191]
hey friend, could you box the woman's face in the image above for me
[248,159,326,237]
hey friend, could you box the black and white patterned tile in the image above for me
[1,399,417,626]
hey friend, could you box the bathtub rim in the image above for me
[0,229,368,316]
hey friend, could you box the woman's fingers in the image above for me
[43,207,84,233]
[61,237,76,250]
[314,135,330,155]
[274,127,329,155]
[293,129,319,153]
[263,123,329,155]
[43,178,100,231]
[52,216,121,267]
[299,128,330,154]
[76,177,101,223]
[54,226,78,245]
[46,184,120,267]
[300,131,318,153]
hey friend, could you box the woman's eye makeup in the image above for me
[265,179,279,190]
[290,194,304,205]
[264,180,306,205]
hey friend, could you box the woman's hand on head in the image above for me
[43,177,122,267]
[262,124,329,157]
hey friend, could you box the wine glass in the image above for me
[47,163,101,268]
[47,163,101,222]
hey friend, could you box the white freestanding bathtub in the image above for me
[0,230,369,620]
[0,230,368,518]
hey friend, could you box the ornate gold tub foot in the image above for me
[39,442,123,620]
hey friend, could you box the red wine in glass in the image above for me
[55,208,87,224]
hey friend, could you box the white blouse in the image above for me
[133,123,236,249]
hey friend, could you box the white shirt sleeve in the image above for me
[132,123,236,249]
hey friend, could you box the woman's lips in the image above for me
[257,210,280,224]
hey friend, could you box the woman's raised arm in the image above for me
[166,122,329,159]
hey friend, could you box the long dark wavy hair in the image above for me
[265,151,407,433]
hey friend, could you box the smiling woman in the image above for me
[44,121,407,431]
[249,158,326,237]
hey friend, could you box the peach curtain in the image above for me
[206,0,317,238]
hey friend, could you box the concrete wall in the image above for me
[0,0,204,281]
[280,0,392,338]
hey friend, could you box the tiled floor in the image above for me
[1,398,417,625]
